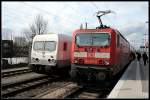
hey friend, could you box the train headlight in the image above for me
[51,59,56,63]
[74,59,78,64]
[32,58,36,62]
[48,59,56,63]
[78,59,84,64]
[48,59,51,62]
[35,58,39,62]
[104,60,109,65]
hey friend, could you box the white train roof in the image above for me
[33,33,71,42]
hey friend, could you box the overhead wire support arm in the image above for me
[96,10,112,28]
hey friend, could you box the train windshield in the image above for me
[44,41,56,51]
[76,33,110,46]
[33,41,44,51]
[33,41,56,51]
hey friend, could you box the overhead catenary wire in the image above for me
[91,2,99,10]
[3,2,79,31]
[91,2,117,29]
[21,2,79,26]
[67,3,92,29]
[3,2,84,38]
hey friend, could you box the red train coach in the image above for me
[70,27,130,81]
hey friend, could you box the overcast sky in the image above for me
[2,1,149,49]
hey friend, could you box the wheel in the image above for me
[70,67,80,82]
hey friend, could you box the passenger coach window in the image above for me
[117,34,120,47]
[63,42,67,51]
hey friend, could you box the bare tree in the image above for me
[31,14,48,35]
[22,14,48,63]
[23,28,33,43]
[23,14,48,43]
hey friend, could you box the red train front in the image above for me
[70,27,130,81]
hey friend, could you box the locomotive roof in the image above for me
[73,27,130,45]
[73,27,117,35]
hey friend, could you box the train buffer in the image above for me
[107,59,149,98]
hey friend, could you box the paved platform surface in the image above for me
[107,59,149,98]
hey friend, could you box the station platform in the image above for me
[107,59,149,98]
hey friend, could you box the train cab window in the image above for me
[76,33,110,46]
[63,42,67,51]
[33,41,44,51]
[117,34,120,47]
[45,41,56,52]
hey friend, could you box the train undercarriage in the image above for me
[29,64,70,76]
[70,64,114,83]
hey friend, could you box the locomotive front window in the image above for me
[76,33,110,46]
[76,34,92,46]
[33,41,56,51]
[33,41,44,51]
[45,41,56,52]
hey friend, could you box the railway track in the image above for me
[65,86,111,99]
[2,68,32,78]
[37,82,80,99]
[35,82,79,98]
[1,75,60,98]
[64,71,124,99]
[36,81,112,99]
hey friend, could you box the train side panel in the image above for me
[108,30,119,75]
[57,34,72,68]
[113,30,130,75]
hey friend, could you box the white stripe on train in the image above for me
[74,52,110,58]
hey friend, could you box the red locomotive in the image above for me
[70,11,131,81]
